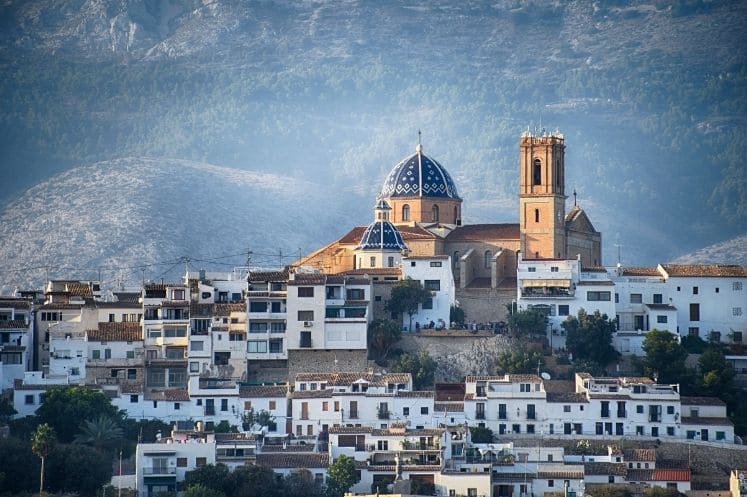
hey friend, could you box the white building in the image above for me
[0,297,33,390]
[401,255,455,330]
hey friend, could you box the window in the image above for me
[653,293,663,304]
[269,339,283,353]
[563,405,571,413]
[734,307,743,317]
[689,303,700,321]
[370,256,376,268]
[587,291,611,301]
[424,280,440,291]
[269,400,276,410]
[196,457,207,468]
[432,204,439,222]
[108,313,115,322]
[388,257,395,268]
[402,204,410,221]
[533,159,542,185]
[693,286,698,295]
[249,302,267,312]
[421,406,429,415]
[174,403,180,410]
[190,361,200,373]
[248,341,267,353]
[548,480,554,488]
[297,310,314,321]
[716,431,725,440]
[615,293,619,303]
[558,305,569,316]
[688,327,699,337]
[92,349,101,360]
[25,395,34,405]
[126,350,135,359]
[334,401,340,412]
[733,331,743,343]
[250,323,269,334]
[221,399,228,411]
[710,331,721,342]
[177,457,187,467]
[630,293,642,304]
[734,282,743,291]
[190,341,204,351]
[422,298,433,310]
[403,407,410,416]
[484,250,492,269]
[298,287,314,297]
[636,405,644,414]
[534,208,540,223]
[130,395,138,403]
[347,288,365,300]
[667,427,675,436]
[657,315,668,323]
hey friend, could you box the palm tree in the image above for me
[32,423,56,496]
[74,415,124,453]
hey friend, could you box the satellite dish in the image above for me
[541,372,552,380]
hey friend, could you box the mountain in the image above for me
[673,233,747,266]
[0,158,366,293]
[0,0,745,275]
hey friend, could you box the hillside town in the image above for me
[2,132,747,497]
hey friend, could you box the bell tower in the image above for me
[519,131,567,259]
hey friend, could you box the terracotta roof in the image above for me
[466,374,541,383]
[88,322,142,342]
[14,378,58,390]
[113,292,141,303]
[547,392,588,403]
[624,449,656,462]
[239,385,288,398]
[434,402,464,412]
[445,223,520,241]
[681,396,726,406]
[584,462,628,476]
[621,267,661,277]
[248,268,290,282]
[537,469,584,479]
[576,280,613,286]
[627,468,690,482]
[256,453,328,469]
[0,319,28,329]
[65,282,93,297]
[295,371,411,386]
[680,416,733,426]
[581,266,608,273]
[291,389,333,399]
[660,264,747,278]
[329,426,373,434]
[542,380,576,393]
[0,299,32,309]
[145,389,190,401]
[161,300,190,308]
[395,391,434,398]
[38,303,84,309]
[287,274,327,286]
[339,225,437,245]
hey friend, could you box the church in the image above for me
[297,130,602,322]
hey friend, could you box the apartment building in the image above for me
[0,297,33,390]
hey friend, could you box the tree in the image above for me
[469,426,494,443]
[450,305,465,326]
[391,351,436,389]
[242,408,276,432]
[641,329,691,385]
[283,469,326,497]
[46,443,112,496]
[587,485,632,497]
[0,435,39,494]
[644,487,682,497]
[367,319,402,360]
[0,395,17,424]
[496,347,543,374]
[386,278,432,331]
[184,484,227,497]
[508,308,547,337]
[213,420,238,433]
[35,386,123,443]
[698,347,735,396]
[32,423,56,496]
[74,415,124,454]
[327,455,360,497]
[184,464,232,495]
[563,309,619,366]
[230,464,283,497]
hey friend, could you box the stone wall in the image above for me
[456,287,515,323]
[287,349,368,378]
[396,333,515,382]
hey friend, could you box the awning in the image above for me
[521,279,571,288]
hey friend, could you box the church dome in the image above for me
[380,144,460,200]
[356,220,408,251]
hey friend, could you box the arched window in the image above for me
[533,158,542,185]
[454,206,459,224]
[402,204,410,221]
[370,256,376,268]
[454,251,460,270]
[484,250,492,269]
[388,256,394,268]
[432,204,439,222]
[535,208,540,223]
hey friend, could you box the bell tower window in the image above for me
[533,159,542,185]
[432,205,439,222]
[454,206,459,224]
[402,204,410,221]
[535,209,540,223]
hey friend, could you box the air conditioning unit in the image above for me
[304,321,313,328]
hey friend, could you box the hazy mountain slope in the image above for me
[0,0,745,270]
[0,158,365,293]
[673,233,747,266]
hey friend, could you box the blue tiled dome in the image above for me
[357,220,408,251]
[380,146,460,199]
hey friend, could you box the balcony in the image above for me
[377,410,391,420]
[143,467,176,476]
[205,406,216,416]
[348,410,359,419]
[476,412,486,420]
[400,441,440,451]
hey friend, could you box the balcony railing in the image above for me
[143,467,176,475]
[475,412,486,420]
[377,410,391,420]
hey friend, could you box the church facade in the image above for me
[297,131,602,322]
